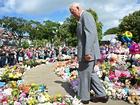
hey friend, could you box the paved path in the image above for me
[22,63,130,105]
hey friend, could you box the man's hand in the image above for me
[84,54,94,61]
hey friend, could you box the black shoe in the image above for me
[81,100,89,104]
[90,96,109,103]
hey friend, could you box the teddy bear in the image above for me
[127,89,140,105]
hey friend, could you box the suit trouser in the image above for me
[91,72,106,97]
[78,61,106,101]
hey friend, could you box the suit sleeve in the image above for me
[83,12,96,55]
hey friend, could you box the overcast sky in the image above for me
[0,0,139,32]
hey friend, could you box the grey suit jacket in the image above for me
[76,11,101,62]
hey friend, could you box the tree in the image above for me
[104,27,119,35]
[56,22,70,46]
[27,20,44,40]
[21,41,29,49]
[31,39,48,47]
[0,16,30,47]
[119,10,140,42]
[0,16,28,36]
[0,9,103,47]
[64,16,77,46]
[43,20,60,47]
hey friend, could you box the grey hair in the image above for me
[69,2,83,10]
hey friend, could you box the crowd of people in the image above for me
[0,45,77,68]
[100,41,140,67]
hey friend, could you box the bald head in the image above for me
[69,2,84,20]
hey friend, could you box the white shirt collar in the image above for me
[80,10,84,16]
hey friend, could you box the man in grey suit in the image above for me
[69,2,108,104]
